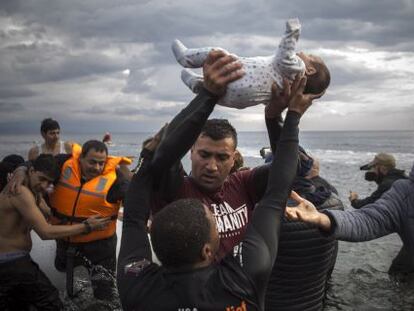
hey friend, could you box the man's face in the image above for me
[79,149,107,181]
[29,168,55,195]
[190,135,235,192]
[42,129,60,145]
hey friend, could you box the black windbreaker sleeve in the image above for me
[265,114,284,155]
[150,88,219,178]
[117,149,154,302]
[247,114,285,201]
[240,111,300,306]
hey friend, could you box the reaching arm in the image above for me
[350,187,385,209]
[326,184,407,241]
[117,149,157,308]
[249,80,293,201]
[151,50,244,177]
[240,110,299,300]
[240,75,321,302]
[150,88,219,177]
[285,179,410,242]
[13,187,109,240]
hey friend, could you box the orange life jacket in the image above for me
[49,144,131,243]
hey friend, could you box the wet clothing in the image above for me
[311,175,338,195]
[0,250,28,264]
[150,89,277,259]
[0,255,62,311]
[265,193,343,311]
[324,163,414,274]
[350,168,407,209]
[162,169,259,259]
[55,235,117,300]
[117,110,300,311]
[50,152,129,300]
[49,144,131,243]
[53,153,129,204]
[265,166,343,311]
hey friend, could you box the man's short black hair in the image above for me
[81,140,108,158]
[151,198,211,268]
[0,154,25,192]
[40,118,60,134]
[200,119,238,149]
[32,154,60,181]
[2,154,25,168]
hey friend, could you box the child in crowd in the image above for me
[172,18,329,109]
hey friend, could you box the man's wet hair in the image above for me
[2,154,24,168]
[81,140,108,158]
[31,154,60,181]
[201,119,238,149]
[151,198,211,268]
[304,60,330,95]
[40,118,60,134]
[0,154,25,192]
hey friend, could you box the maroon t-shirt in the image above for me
[157,168,258,260]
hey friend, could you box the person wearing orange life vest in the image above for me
[49,139,132,302]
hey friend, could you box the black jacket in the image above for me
[351,168,407,209]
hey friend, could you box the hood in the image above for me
[387,168,408,179]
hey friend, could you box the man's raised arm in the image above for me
[150,50,244,177]
[240,75,323,305]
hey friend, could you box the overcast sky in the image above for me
[1,0,413,133]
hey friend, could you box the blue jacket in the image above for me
[325,163,414,270]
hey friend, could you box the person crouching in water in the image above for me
[0,154,109,311]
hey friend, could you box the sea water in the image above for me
[1,130,413,310]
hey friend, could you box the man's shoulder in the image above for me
[226,169,254,184]
[380,173,409,191]
[28,145,40,160]
[8,186,35,208]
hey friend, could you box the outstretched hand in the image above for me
[287,74,325,115]
[285,191,332,231]
[203,50,244,96]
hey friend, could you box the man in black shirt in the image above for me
[349,153,407,209]
[117,50,322,310]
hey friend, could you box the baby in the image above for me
[172,18,330,109]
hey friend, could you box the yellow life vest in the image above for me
[49,144,131,243]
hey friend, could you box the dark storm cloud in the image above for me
[0,87,36,99]
[0,101,25,112]
[0,0,413,131]
[0,44,125,85]
[75,103,184,118]
[3,0,412,46]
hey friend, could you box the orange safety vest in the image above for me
[49,144,131,243]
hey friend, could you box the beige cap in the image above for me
[363,153,396,170]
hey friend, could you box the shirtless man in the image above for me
[0,154,109,310]
[28,118,73,161]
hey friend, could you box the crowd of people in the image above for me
[0,47,413,311]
